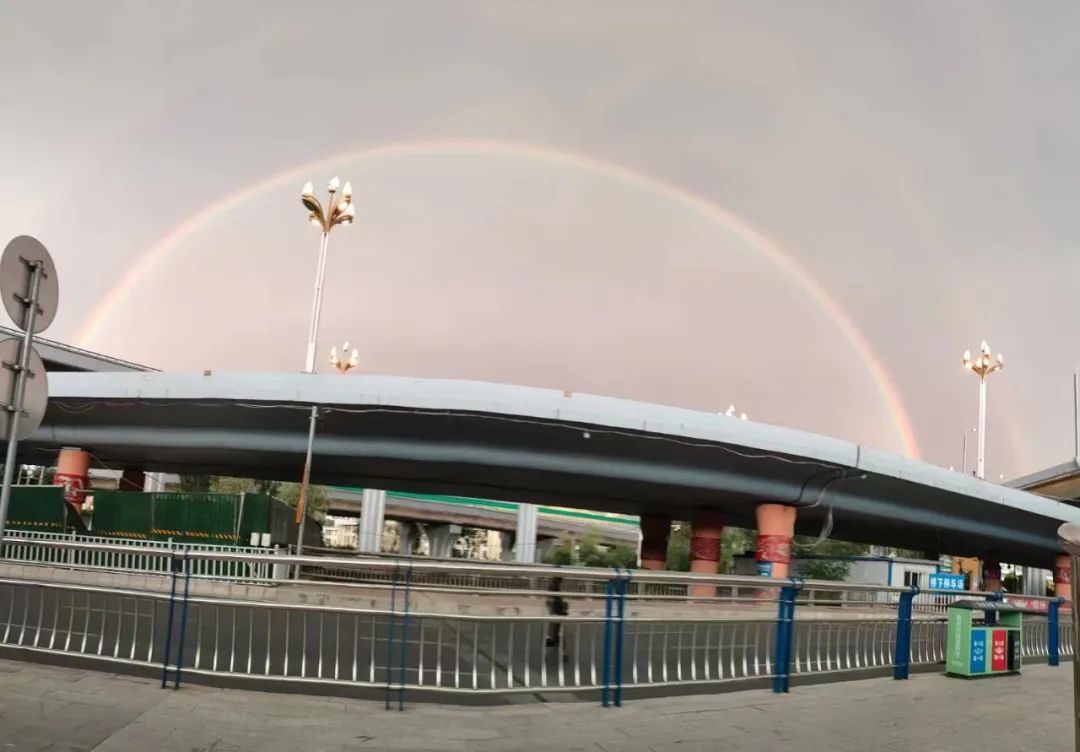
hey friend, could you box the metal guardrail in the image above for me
[2,530,279,581]
[0,536,1073,704]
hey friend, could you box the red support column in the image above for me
[689,513,723,598]
[53,448,90,512]
[639,513,670,571]
[1055,554,1072,600]
[982,561,1002,592]
[756,503,796,578]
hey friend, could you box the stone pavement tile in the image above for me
[1,657,1076,751]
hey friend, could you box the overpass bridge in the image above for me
[22,370,1080,569]
[0,326,151,373]
[327,487,639,547]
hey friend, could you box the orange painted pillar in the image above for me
[982,561,1001,592]
[755,503,796,578]
[689,512,723,598]
[639,513,670,571]
[1055,554,1072,600]
[53,448,90,510]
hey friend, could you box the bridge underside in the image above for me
[25,372,1080,567]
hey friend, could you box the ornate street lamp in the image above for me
[962,341,1004,479]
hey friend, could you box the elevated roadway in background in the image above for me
[327,487,639,545]
[0,326,152,373]
[24,371,1080,567]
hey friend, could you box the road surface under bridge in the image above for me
[24,371,1080,567]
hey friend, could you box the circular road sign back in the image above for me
[0,337,48,441]
[0,235,59,333]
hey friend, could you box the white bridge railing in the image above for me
[2,530,279,581]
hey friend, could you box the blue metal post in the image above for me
[159,551,180,689]
[173,549,192,690]
[613,569,630,707]
[984,590,1004,626]
[601,577,616,707]
[1049,598,1063,667]
[398,562,413,710]
[385,561,399,710]
[893,585,918,679]
[772,579,802,693]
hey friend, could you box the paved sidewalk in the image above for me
[0,658,1072,752]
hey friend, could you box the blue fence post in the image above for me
[984,590,1004,626]
[1048,597,1064,667]
[893,585,918,679]
[385,561,400,711]
[173,548,192,690]
[613,569,630,708]
[772,578,802,694]
[159,547,180,689]
[601,576,616,707]
[398,562,413,711]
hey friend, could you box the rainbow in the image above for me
[74,139,921,457]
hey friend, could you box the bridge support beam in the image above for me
[397,521,415,555]
[689,513,723,598]
[356,489,386,553]
[514,503,538,563]
[756,503,796,579]
[427,524,461,559]
[53,447,90,510]
[143,472,166,492]
[499,531,514,561]
[639,513,670,571]
[1055,554,1072,600]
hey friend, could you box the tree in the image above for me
[794,537,869,581]
[270,482,329,520]
[454,527,492,559]
[178,475,214,493]
[210,477,329,520]
[666,522,690,572]
[542,527,639,569]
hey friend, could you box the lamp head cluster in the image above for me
[301,176,355,232]
[962,340,1004,379]
[329,342,360,374]
[723,404,748,420]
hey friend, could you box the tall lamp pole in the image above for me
[961,427,977,476]
[294,178,355,572]
[962,341,1004,480]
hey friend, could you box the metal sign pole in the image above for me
[0,261,43,544]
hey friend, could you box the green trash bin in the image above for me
[946,600,1023,677]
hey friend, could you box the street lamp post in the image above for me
[962,341,1004,480]
[294,178,355,573]
[961,427,977,476]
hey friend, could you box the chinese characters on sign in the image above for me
[969,631,986,673]
[990,630,1007,671]
[928,572,966,591]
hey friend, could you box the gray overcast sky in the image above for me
[1,1,1079,479]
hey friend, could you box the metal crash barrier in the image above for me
[0,535,1073,707]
